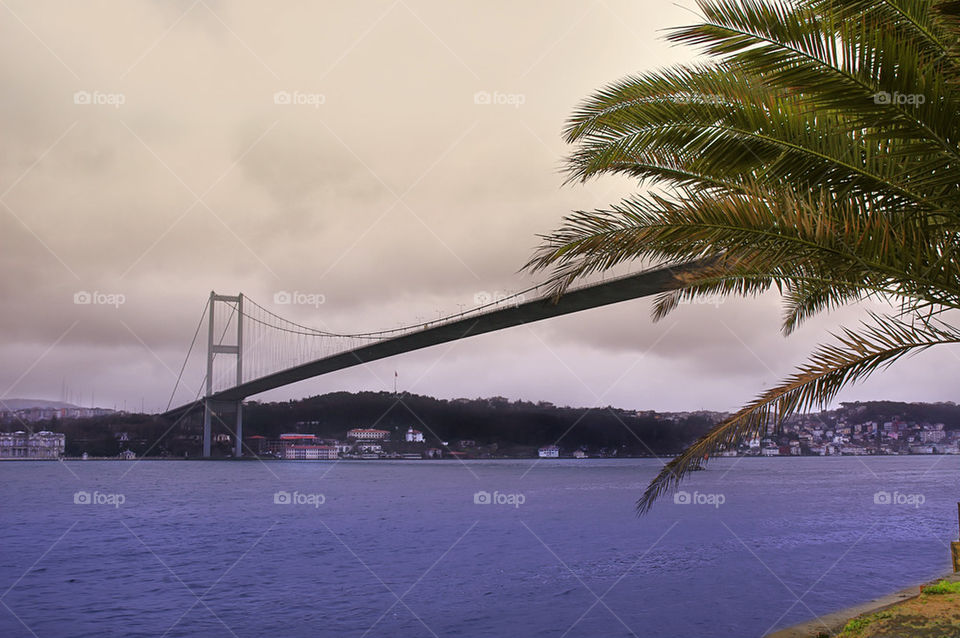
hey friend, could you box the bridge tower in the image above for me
[203,292,243,458]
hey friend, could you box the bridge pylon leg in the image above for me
[234,401,243,458]
[203,400,212,457]
[201,291,243,458]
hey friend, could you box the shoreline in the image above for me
[4,453,960,462]
[765,572,960,637]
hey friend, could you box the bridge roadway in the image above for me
[162,258,714,420]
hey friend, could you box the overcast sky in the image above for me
[1,0,956,414]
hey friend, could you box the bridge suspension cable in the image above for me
[166,296,246,406]
[165,297,210,412]
[171,265,654,406]
[240,283,544,341]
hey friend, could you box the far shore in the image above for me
[4,453,960,462]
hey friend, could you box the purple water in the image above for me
[1,456,957,637]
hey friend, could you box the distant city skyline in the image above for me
[2,1,957,414]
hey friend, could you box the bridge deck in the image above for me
[162,259,713,420]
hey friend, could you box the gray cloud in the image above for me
[1,1,956,413]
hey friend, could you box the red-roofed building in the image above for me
[245,435,267,455]
[261,434,327,458]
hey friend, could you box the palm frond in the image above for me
[526,0,960,514]
[527,187,960,324]
[637,314,960,513]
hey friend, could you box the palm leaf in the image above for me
[637,314,960,513]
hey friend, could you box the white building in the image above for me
[347,428,390,441]
[284,445,338,460]
[0,431,65,459]
[538,445,559,458]
[405,427,425,443]
[355,443,383,454]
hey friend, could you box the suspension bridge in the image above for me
[161,258,714,457]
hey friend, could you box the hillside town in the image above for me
[721,416,960,457]
[0,405,115,423]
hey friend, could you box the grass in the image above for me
[836,611,892,637]
[832,584,960,638]
[922,580,960,595]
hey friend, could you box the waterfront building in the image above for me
[347,428,390,441]
[840,445,868,455]
[405,427,425,443]
[284,445,338,460]
[354,442,383,455]
[246,435,267,455]
[538,445,559,458]
[0,431,65,459]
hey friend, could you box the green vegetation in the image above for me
[839,611,891,636]
[526,0,960,513]
[922,579,960,594]
[832,587,960,637]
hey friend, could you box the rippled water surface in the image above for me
[1,457,957,637]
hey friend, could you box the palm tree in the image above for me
[526,0,960,513]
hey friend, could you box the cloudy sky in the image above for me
[1,0,956,414]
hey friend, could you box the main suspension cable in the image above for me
[166,297,211,412]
